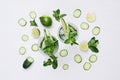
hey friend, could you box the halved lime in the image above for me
[39,16,52,27]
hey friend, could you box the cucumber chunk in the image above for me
[21,34,29,41]
[86,13,96,22]
[23,56,34,69]
[59,49,68,57]
[89,54,97,63]
[29,11,37,19]
[31,44,39,52]
[83,62,92,71]
[92,26,100,36]
[73,9,81,18]
[32,28,40,39]
[18,18,27,27]
[63,64,69,70]
[74,54,82,63]
[19,47,26,55]
[80,22,89,30]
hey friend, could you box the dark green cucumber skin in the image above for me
[23,59,33,69]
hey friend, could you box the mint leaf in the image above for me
[43,59,52,66]
[30,19,38,26]
[64,38,78,45]
[64,25,78,45]
[53,9,66,22]
[89,46,99,53]
[43,55,58,69]
[88,37,99,53]
[50,55,58,69]
[60,14,67,18]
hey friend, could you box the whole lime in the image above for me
[40,16,52,27]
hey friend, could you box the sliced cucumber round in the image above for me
[63,64,69,70]
[21,34,29,41]
[32,28,40,39]
[83,62,92,71]
[80,42,88,51]
[74,54,82,63]
[19,47,26,55]
[89,54,97,63]
[92,26,100,36]
[80,22,89,30]
[73,9,81,18]
[31,44,39,52]
[23,56,34,69]
[59,49,68,57]
[18,18,27,27]
[86,13,96,22]
[29,11,37,19]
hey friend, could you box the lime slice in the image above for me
[80,42,88,51]
[32,28,40,39]
[86,13,96,22]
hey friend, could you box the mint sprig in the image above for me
[88,37,99,53]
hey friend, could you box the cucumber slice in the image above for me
[59,49,68,57]
[74,54,82,63]
[63,64,69,70]
[89,54,97,63]
[83,62,92,71]
[29,11,37,19]
[86,13,96,22]
[18,18,27,27]
[19,47,26,55]
[32,28,40,39]
[31,44,39,52]
[21,34,29,41]
[80,42,88,51]
[92,26,100,36]
[23,56,34,69]
[80,22,89,30]
[73,9,81,18]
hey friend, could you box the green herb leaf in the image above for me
[50,55,58,69]
[43,59,52,66]
[43,55,58,69]
[64,37,78,45]
[89,46,99,53]
[53,9,67,22]
[30,19,38,26]
[43,46,54,55]
[60,14,67,18]
[69,32,77,38]
[88,37,99,53]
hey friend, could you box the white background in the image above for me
[0,0,120,80]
